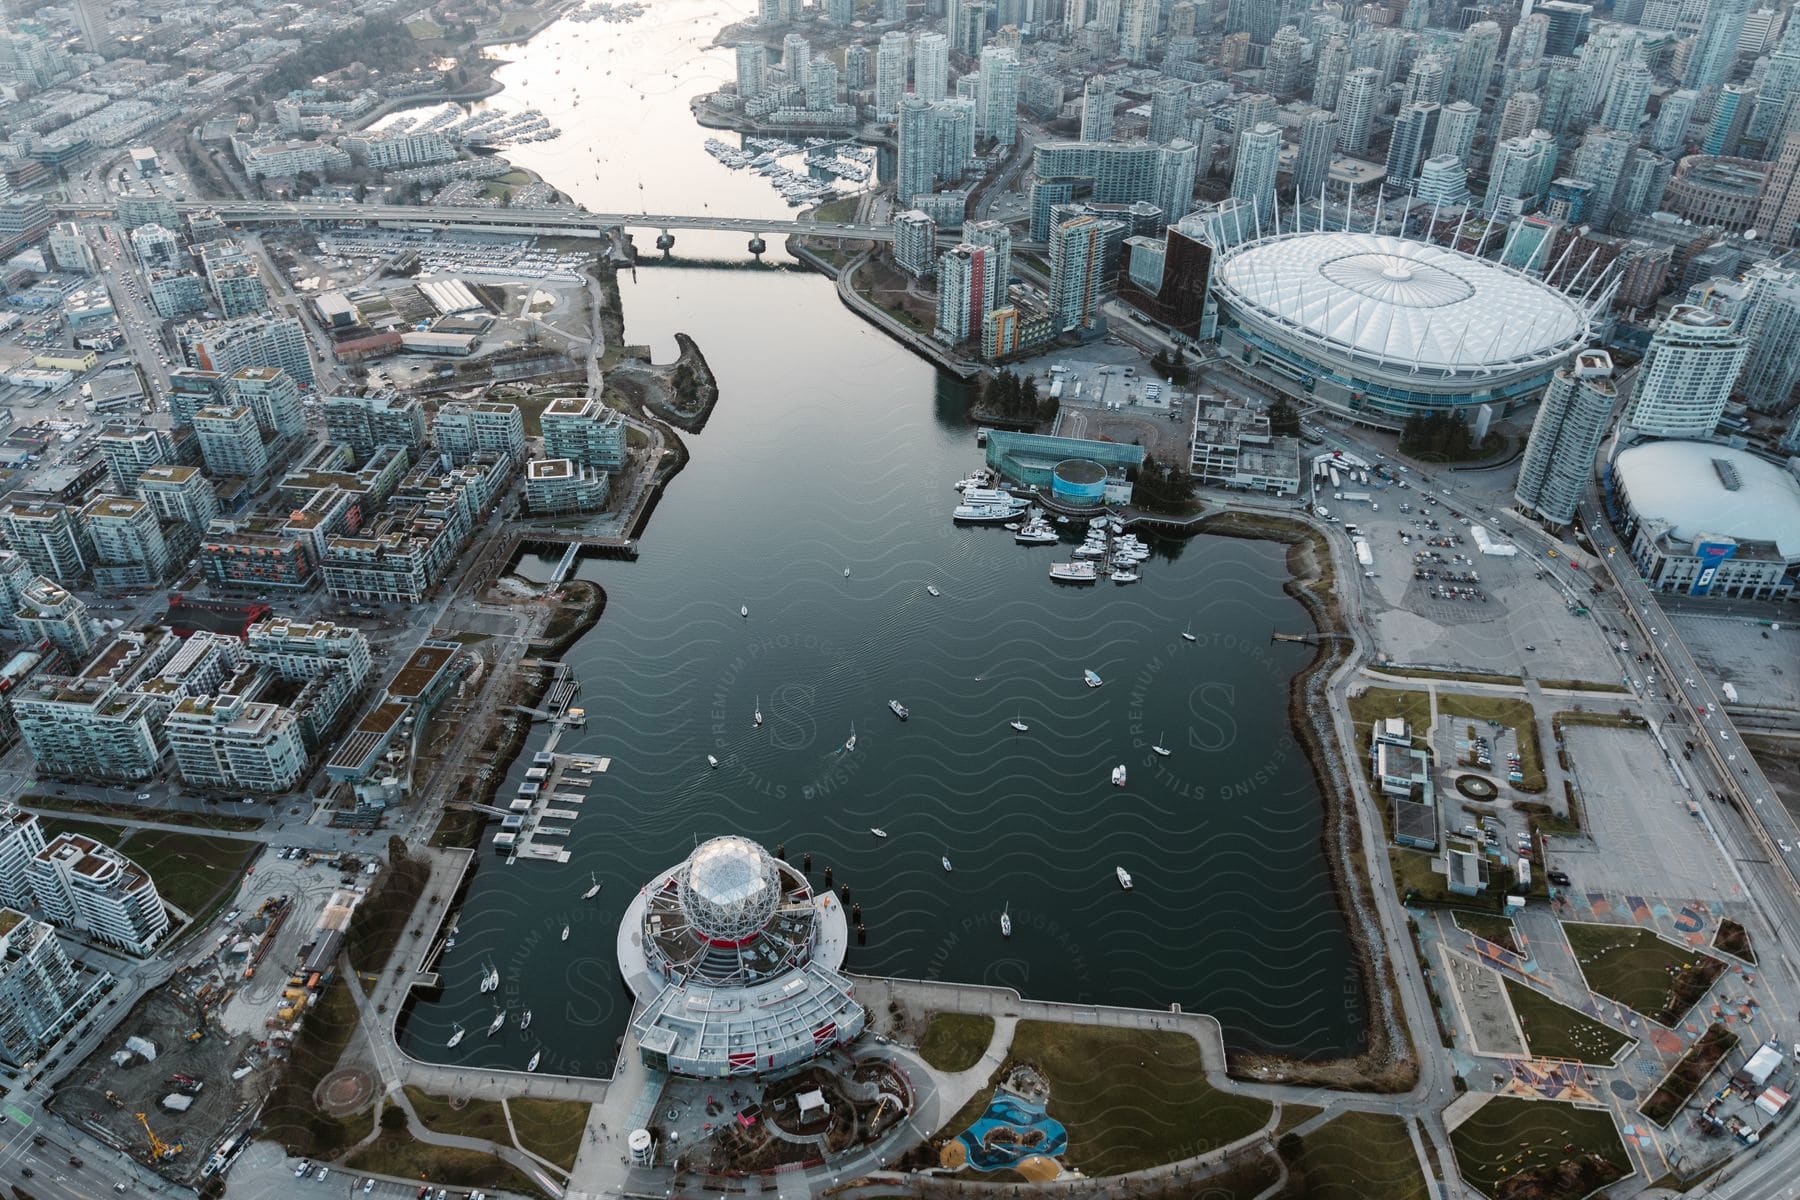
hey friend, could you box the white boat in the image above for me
[870,827,888,838]
[486,1010,506,1036]
[581,873,601,900]
[1084,669,1103,688]
[446,1023,465,1048]
[1152,734,1171,757]
[1182,622,1196,642]
[844,723,857,752]
[942,855,953,872]
[927,584,941,596]
[707,754,719,768]
[1050,561,1099,583]
[740,605,749,618]
[844,567,851,577]
[1009,713,1029,732]
[561,925,570,941]
[1112,570,1140,584]
[1111,764,1128,786]
[1015,526,1059,544]
[520,1008,533,1031]
[487,963,499,991]
[888,700,910,720]
[754,695,763,727]
[1073,542,1108,558]
[1116,866,1133,890]
[1000,903,1012,938]
[527,1050,541,1073]
[954,502,1030,522]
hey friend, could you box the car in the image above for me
[19,1168,30,1178]
[316,1166,330,1182]
[1548,870,1571,886]
[135,792,151,800]
[1782,840,1794,854]
[364,1181,376,1195]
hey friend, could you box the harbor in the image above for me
[490,661,604,864]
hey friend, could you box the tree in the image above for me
[1268,398,1300,437]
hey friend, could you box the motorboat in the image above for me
[561,925,570,941]
[740,605,749,618]
[954,502,1029,522]
[1000,903,1012,938]
[844,723,857,752]
[1152,734,1171,757]
[1116,866,1133,890]
[707,754,719,768]
[1084,670,1103,688]
[1111,764,1128,786]
[754,696,763,727]
[942,856,953,872]
[870,827,888,838]
[486,963,499,991]
[1112,570,1140,584]
[527,1050,541,1073]
[520,1008,533,1031]
[888,700,910,720]
[927,585,941,596]
[581,873,601,900]
[1051,561,1099,583]
[1015,525,1059,544]
[446,1023,465,1048]
[1005,523,1022,532]
[1073,542,1108,558]
[1009,713,1029,732]
[844,567,851,577]
[486,1010,506,1036]
[1182,623,1196,643]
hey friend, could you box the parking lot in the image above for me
[1664,612,1800,716]
[1552,725,1736,901]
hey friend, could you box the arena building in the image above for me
[1606,441,1800,599]
[1211,231,1602,427]
[616,835,865,1078]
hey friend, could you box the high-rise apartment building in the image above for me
[228,366,305,439]
[1313,34,1350,108]
[1232,122,1282,221]
[914,32,949,103]
[323,391,427,461]
[1431,100,1481,165]
[540,397,627,470]
[1148,79,1189,144]
[178,315,313,386]
[1569,127,1633,230]
[1294,109,1338,202]
[1703,84,1756,156]
[1485,130,1559,217]
[0,807,47,912]
[0,499,90,583]
[1386,102,1438,186]
[1264,26,1308,98]
[934,244,986,344]
[735,44,768,98]
[978,47,1019,147]
[1048,215,1104,332]
[1120,0,1157,64]
[96,426,173,494]
[1515,350,1617,524]
[434,400,525,463]
[1080,75,1115,142]
[875,30,908,119]
[165,691,307,794]
[1684,0,1748,89]
[1334,68,1380,157]
[80,496,170,589]
[1453,22,1501,104]
[13,577,100,664]
[1497,92,1544,144]
[0,908,89,1068]
[1622,305,1747,438]
[27,834,169,956]
[136,466,219,532]
[1651,89,1698,155]
[1597,49,1652,133]
[192,405,268,480]
[893,210,939,278]
[897,97,975,204]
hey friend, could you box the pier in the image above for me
[490,661,605,863]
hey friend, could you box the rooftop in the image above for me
[1615,441,1800,559]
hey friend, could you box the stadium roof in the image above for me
[1615,441,1800,559]
[1212,231,1590,376]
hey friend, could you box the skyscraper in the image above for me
[1120,0,1157,64]
[875,31,909,119]
[1622,306,1747,438]
[1749,18,1800,145]
[1754,133,1800,246]
[71,0,108,55]
[1334,67,1379,157]
[965,219,1013,305]
[1497,92,1544,144]
[1264,26,1309,99]
[1727,264,1800,411]
[1313,34,1350,108]
[1702,84,1755,156]
[1294,108,1338,202]
[1431,99,1481,165]
[1148,79,1189,144]
[934,245,984,343]
[1415,155,1470,206]
[1452,22,1501,104]
[1651,88,1698,155]
[893,210,939,278]
[1485,130,1558,217]
[782,34,812,88]
[1597,49,1651,132]
[735,44,768,98]
[1403,56,1447,107]
[1231,122,1282,223]
[1386,102,1439,186]
[1048,215,1104,332]
[978,47,1019,147]
[1079,75,1115,142]
[897,96,975,204]
[1515,350,1617,525]
[1684,0,1748,89]
[1569,127,1632,230]
[914,32,949,103]
[1155,139,1199,228]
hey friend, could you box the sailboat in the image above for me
[486,1009,506,1036]
[1009,713,1029,733]
[479,960,497,993]
[942,855,953,872]
[581,873,601,900]
[527,1049,541,1073]
[753,695,763,727]
[844,567,851,577]
[561,924,570,941]
[844,722,857,752]
[520,1008,533,1032]
[1152,734,1171,757]
[1181,622,1197,643]
[740,605,749,618]
[1000,903,1012,938]
[446,1023,465,1048]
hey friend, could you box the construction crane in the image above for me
[135,1113,184,1161]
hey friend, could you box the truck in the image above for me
[1516,858,1531,889]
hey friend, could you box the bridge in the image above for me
[54,199,1047,252]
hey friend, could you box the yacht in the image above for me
[520,1008,533,1031]
[1015,524,1059,545]
[1084,669,1104,688]
[1111,764,1128,787]
[446,1023,465,1048]
[927,584,941,596]
[960,487,1017,504]
[707,754,719,768]
[1009,713,1029,733]
[1112,570,1140,584]
[1152,735,1171,757]
[581,873,601,900]
[942,856,953,872]
[1073,542,1108,558]
[1000,903,1012,938]
[888,700,910,720]
[954,502,1030,523]
[870,827,888,838]
[754,696,762,727]
[561,925,570,941]
[844,723,857,752]
[1182,622,1197,642]
[1050,561,1099,583]
[486,1009,506,1037]
[1116,866,1133,890]
[527,1050,541,1073]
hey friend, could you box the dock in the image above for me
[491,662,611,864]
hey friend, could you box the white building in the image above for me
[1515,350,1616,525]
[434,400,525,463]
[27,834,169,956]
[892,209,938,278]
[164,691,306,793]
[1622,305,1747,439]
[524,457,609,515]
[0,908,92,1068]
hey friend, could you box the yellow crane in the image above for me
[135,1112,184,1161]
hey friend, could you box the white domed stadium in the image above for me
[1211,231,1599,425]
[617,836,864,1078]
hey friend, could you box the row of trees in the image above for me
[1132,453,1196,514]
[1149,347,1191,384]
[976,369,1059,424]
[1398,410,1489,461]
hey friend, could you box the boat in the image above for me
[844,567,851,577]
[1009,713,1029,733]
[926,584,941,596]
[1111,764,1128,786]
[1152,734,1171,757]
[527,1050,541,1073]
[487,962,499,990]
[1049,561,1099,583]
[1116,866,1133,890]
[520,1008,533,1031]
[954,502,1030,522]
[754,695,763,727]
[445,936,455,950]
[1084,670,1103,688]
[1073,542,1109,558]
[446,1023,465,1048]
[1182,622,1196,643]
[707,754,719,768]
[486,1010,506,1036]
[1004,522,1022,532]
[844,723,857,752]
[870,826,888,838]
[1112,570,1140,584]
[1000,903,1012,938]
[581,873,601,900]
[942,856,953,872]
[740,605,749,618]
[561,924,570,941]
[888,700,910,720]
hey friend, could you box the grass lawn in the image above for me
[1562,922,1725,1025]
[1438,694,1545,791]
[405,1086,511,1142]
[346,1130,547,1198]
[21,793,264,831]
[918,1013,995,1072]
[1540,679,1630,694]
[1453,911,1518,951]
[1284,1111,1428,1200]
[1451,1097,1629,1199]
[37,818,133,848]
[1273,1103,1323,1137]
[1005,1021,1270,1176]
[1643,1023,1738,1126]
[430,808,489,849]
[121,829,259,916]
[259,977,368,1157]
[811,195,859,223]
[508,1097,590,1172]
[1348,686,1433,758]
[1390,847,1493,908]
[1503,980,1634,1064]
[1374,666,1524,686]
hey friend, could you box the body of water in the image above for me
[395,1,1362,1077]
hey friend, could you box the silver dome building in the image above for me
[1211,231,1606,426]
[617,836,864,1077]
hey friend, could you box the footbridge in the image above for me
[54,199,1046,251]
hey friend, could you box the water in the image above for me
[396,2,1362,1076]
